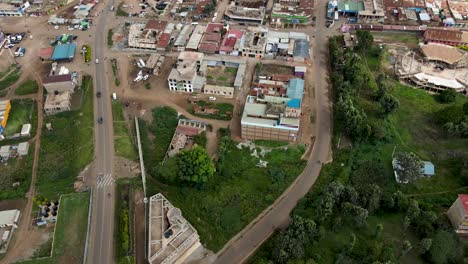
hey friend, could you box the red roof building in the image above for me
[156,33,171,50]
[198,23,224,54]
[219,30,244,55]
[447,194,468,235]
[39,47,54,60]
[145,20,168,31]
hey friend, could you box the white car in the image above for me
[95,59,99,64]
[68,27,74,31]
[54,25,59,30]
[208,96,216,101]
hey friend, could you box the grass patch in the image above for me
[191,100,233,120]
[0,67,21,90]
[36,76,94,199]
[0,143,35,200]
[0,64,15,80]
[112,101,137,161]
[30,235,53,258]
[116,2,129,16]
[4,99,37,137]
[17,192,90,264]
[107,29,114,48]
[15,79,38,95]
[144,82,151,89]
[115,182,134,263]
[83,45,91,63]
[148,139,306,251]
[372,32,421,48]
[111,59,118,77]
[114,78,120,87]
[253,140,289,148]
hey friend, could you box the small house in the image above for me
[20,123,31,137]
[422,161,435,177]
[18,142,29,156]
[447,194,468,235]
[0,145,10,159]
[294,66,307,77]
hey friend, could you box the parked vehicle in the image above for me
[14,47,26,57]
[209,96,216,101]
[112,93,117,100]
[98,117,103,124]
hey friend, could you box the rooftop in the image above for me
[458,194,468,214]
[0,210,20,226]
[148,193,200,264]
[419,43,467,65]
[44,91,71,109]
[51,43,76,61]
[220,30,244,53]
[145,20,168,31]
[293,39,310,58]
[286,78,305,100]
[43,74,72,84]
[225,4,265,21]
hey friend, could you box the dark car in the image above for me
[98,117,103,124]
[96,91,102,97]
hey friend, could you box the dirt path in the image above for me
[133,190,146,264]
[1,69,45,263]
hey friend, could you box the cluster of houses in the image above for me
[327,0,468,26]
[128,20,311,62]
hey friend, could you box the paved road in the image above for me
[87,2,116,263]
[214,1,333,263]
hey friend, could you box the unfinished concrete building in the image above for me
[148,193,201,264]
[167,52,205,93]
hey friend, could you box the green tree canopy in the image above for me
[356,30,374,51]
[438,89,457,103]
[177,146,214,185]
[379,93,400,115]
[394,152,423,183]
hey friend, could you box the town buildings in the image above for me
[128,20,171,50]
[166,119,208,158]
[42,68,78,114]
[167,52,205,93]
[198,23,223,54]
[447,194,468,235]
[423,28,468,46]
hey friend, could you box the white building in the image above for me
[148,193,201,264]
[167,52,205,93]
[0,210,20,228]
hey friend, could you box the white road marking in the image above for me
[97,173,114,188]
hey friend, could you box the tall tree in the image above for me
[438,89,457,103]
[429,230,459,264]
[379,93,400,115]
[177,146,214,185]
[356,30,374,51]
[393,152,423,183]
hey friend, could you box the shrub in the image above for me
[438,89,457,103]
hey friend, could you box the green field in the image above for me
[191,100,234,120]
[0,144,35,200]
[4,99,37,137]
[112,101,137,161]
[35,76,94,199]
[253,140,289,148]
[251,33,468,264]
[0,67,21,91]
[15,79,38,95]
[148,138,306,251]
[17,192,90,264]
[115,181,135,263]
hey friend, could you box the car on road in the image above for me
[95,58,99,64]
[5,44,15,49]
[208,96,216,101]
[98,117,103,124]
[96,91,102,97]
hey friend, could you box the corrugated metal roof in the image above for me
[51,43,76,61]
[286,78,305,99]
[286,98,301,108]
[293,39,309,58]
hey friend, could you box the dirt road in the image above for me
[213,0,333,262]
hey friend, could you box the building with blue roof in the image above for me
[422,161,435,177]
[287,78,305,100]
[51,43,76,61]
[286,99,301,109]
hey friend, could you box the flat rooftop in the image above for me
[148,193,200,264]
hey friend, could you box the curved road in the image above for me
[87,2,116,263]
[214,1,332,263]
